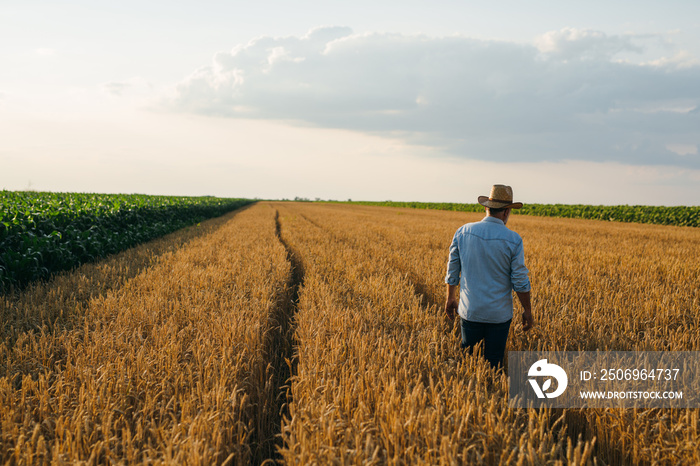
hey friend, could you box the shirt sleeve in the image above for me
[510,238,531,292]
[445,229,461,286]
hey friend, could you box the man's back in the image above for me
[445,216,530,323]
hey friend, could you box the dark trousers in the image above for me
[460,318,512,369]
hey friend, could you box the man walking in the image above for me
[444,184,533,369]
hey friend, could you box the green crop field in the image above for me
[0,191,252,292]
[341,200,700,227]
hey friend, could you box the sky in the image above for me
[1,0,699,205]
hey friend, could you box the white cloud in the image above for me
[643,50,700,69]
[168,27,700,168]
[534,28,643,61]
[666,143,698,156]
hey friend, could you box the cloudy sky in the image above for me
[2,0,699,205]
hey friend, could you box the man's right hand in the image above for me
[444,297,458,323]
[522,310,533,331]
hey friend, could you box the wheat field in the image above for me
[1,204,292,464]
[1,202,699,464]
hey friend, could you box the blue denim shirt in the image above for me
[445,216,531,323]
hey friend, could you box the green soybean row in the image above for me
[0,191,252,293]
[339,200,700,227]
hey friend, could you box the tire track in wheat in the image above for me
[273,202,584,464]
[0,203,292,464]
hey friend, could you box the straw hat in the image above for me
[477,184,523,209]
